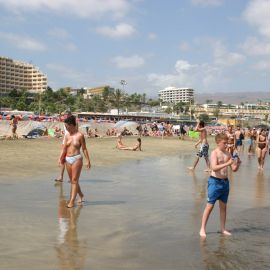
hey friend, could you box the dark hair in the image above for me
[64,115,76,126]
[137,138,141,143]
[199,120,205,127]
[11,115,15,119]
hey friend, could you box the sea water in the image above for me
[0,153,270,269]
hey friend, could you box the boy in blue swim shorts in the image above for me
[199,133,241,238]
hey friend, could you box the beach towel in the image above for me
[188,131,200,139]
[48,128,55,137]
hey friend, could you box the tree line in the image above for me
[0,87,161,115]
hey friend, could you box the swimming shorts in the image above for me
[235,139,242,146]
[197,143,209,158]
[207,176,230,205]
[247,138,253,145]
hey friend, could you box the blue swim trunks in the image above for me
[207,176,230,205]
[235,139,242,146]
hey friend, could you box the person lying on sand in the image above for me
[116,136,142,151]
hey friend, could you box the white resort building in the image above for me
[0,56,47,95]
[158,87,194,104]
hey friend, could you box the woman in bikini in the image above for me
[58,115,91,208]
[256,129,268,170]
[226,125,235,155]
[10,115,18,139]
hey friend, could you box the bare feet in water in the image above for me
[221,230,231,236]
[199,229,206,238]
[77,196,85,204]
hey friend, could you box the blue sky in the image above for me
[0,0,270,97]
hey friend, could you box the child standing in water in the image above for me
[199,133,241,238]
[59,115,91,208]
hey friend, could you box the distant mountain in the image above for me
[195,91,270,105]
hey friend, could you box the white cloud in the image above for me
[147,59,229,91]
[0,32,46,51]
[175,60,197,72]
[63,42,77,52]
[244,0,270,38]
[191,0,223,7]
[48,28,69,39]
[46,63,92,84]
[253,60,270,71]
[241,37,270,56]
[148,59,198,88]
[96,23,135,38]
[0,0,129,19]
[111,55,144,68]
[213,41,245,66]
[148,33,157,40]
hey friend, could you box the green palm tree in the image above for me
[110,88,126,114]
[217,101,223,108]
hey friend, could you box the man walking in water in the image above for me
[188,120,211,172]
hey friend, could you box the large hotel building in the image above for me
[158,86,194,104]
[0,56,47,95]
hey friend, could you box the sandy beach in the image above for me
[1,136,270,270]
[0,136,197,182]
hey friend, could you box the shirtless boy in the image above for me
[199,133,241,238]
[188,120,211,172]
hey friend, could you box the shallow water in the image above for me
[0,152,270,269]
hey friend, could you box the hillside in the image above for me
[195,91,270,104]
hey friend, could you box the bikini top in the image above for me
[259,136,266,143]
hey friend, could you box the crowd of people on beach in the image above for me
[185,119,270,238]
[3,111,270,240]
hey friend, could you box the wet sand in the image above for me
[0,136,197,182]
[1,139,270,269]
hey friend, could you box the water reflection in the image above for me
[255,171,265,207]
[190,171,207,223]
[55,183,86,270]
[199,237,242,270]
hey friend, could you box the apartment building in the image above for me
[0,56,47,95]
[83,85,114,99]
[159,86,194,103]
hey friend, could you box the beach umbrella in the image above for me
[26,128,46,137]
[114,120,128,128]
[119,121,138,129]
[21,114,30,120]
